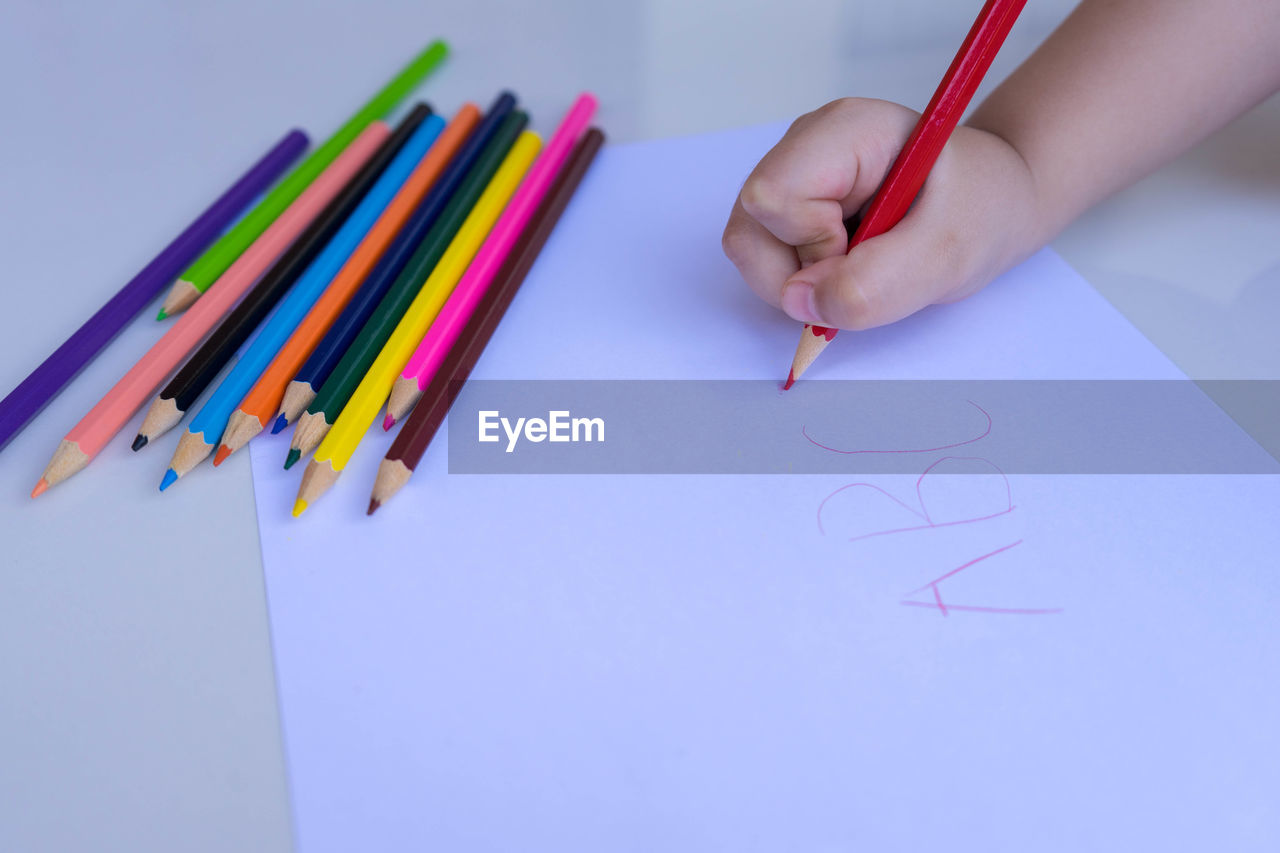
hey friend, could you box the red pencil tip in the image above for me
[366,499,380,516]
[382,413,396,431]
[31,478,49,499]
[782,369,796,391]
[212,445,232,467]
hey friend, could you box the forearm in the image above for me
[969,0,1280,245]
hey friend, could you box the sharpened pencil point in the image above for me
[213,445,232,467]
[159,468,179,492]
[291,499,308,518]
[270,413,289,434]
[367,499,380,516]
[284,448,301,470]
[382,413,396,431]
[155,309,168,321]
[30,478,49,499]
[131,434,148,451]
[782,369,796,391]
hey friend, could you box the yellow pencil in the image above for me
[292,130,542,516]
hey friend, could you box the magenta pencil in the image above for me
[381,93,598,428]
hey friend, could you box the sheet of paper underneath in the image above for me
[248,121,1280,852]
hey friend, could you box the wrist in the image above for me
[958,124,1052,278]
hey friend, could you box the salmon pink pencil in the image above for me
[382,93,597,427]
[32,124,389,495]
[0,129,306,453]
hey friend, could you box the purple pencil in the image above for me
[0,128,309,451]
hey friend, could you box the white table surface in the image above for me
[1,1,1276,850]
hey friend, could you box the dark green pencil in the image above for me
[285,109,529,468]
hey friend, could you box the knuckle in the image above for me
[738,174,785,222]
[812,97,865,122]
[720,221,752,264]
[788,98,864,138]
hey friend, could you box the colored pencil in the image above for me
[293,131,541,516]
[275,92,516,435]
[157,39,450,319]
[216,105,481,465]
[160,112,446,489]
[0,129,306,453]
[784,0,1027,387]
[384,93,596,428]
[31,124,388,497]
[285,109,528,469]
[370,128,604,514]
[132,108,427,453]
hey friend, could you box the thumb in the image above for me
[777,217,961,331]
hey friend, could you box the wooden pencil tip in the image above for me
[291,499,308,518]
[131,434,148,452]
[270,414,289,434]
[385,379,421,427]
[213,445,232,467]
[159,280,200,318]
[159,468,179,492]
[786,324,834,388]
[366,499,380,516]
[155,309,168,321]
[284,448,301,470]
[782,369,795,391]
[39,440,91,490]
[382,413,396,431]
[30,478,49,499]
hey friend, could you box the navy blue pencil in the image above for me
[271,91,518,432]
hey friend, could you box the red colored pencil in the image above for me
[785,0,1028,387]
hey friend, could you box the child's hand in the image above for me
[722,97,1040,331]
[724,0,1280,332]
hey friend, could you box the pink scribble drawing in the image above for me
[817,455,1014,541]
[803,400,992,455]
[900,601,1064,616]
[805,408,1062,618]
[898,540,1062,617]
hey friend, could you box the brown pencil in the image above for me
[368,127,604,514]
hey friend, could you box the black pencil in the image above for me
[131,103,432,451]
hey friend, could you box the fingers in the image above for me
[722,199,799,308]
[778,196,967,330]
[737,99,918,268]
[729,109,1040,332]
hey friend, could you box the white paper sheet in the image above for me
[249,121,1280,851]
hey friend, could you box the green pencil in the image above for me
[286,109,528,469]
[157,39,450,320]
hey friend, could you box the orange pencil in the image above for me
[214,104,482,465]
[32,124,390,496]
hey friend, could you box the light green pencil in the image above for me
[156,39,449,320]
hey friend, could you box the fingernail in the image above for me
[781,281,822,325]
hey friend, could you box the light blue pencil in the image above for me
[159,114,447,490]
